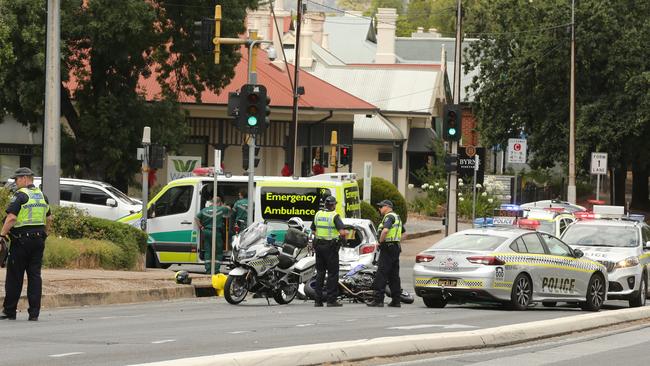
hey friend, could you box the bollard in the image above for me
[212,273,227,296]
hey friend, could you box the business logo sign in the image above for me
[167,156,202,182]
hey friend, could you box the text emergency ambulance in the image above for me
[118,169,361,268]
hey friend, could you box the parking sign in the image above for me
[507,138,527,164]
[590,153,607,175]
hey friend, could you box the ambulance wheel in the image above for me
[542,302,557,308]
[629,275,646,308]
[581,273,606,311]
[224,275,249,305]
[423,297,447,308]
[510,273,532,310]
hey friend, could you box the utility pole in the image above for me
[567,0,577,204]
[43,0,61,206]
[289,0,303,176]
[447,0,462,234]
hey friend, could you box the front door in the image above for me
[147,184,198,264]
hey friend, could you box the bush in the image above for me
[44,236,127,270]
[358,177,408,224]
[360,200,381,226]
[410,179,500,219]
[0,187,11,223]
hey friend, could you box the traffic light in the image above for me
[444,153,458,173]
[338,144,352,166]
[442,104,462,141]
[242,144,261,171]
[237,84,269,133]
[149,145,166,169]
[193,18,214,54]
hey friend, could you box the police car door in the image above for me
[518,233,548,299]
[538,233,588,300]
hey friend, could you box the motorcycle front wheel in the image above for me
[274,283,299,304]
[224,275,249,305]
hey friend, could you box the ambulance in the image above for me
[118,169,361,268]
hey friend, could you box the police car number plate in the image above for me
[439,279,457,287]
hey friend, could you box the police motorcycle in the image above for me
[301,218,414,304]
[224,218,316,305]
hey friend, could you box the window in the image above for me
[80,187,110,206]
[510,238,527,253]
[60,185,74,201]
[153,186,194,217]
[642,225,650,246]
[522,233,546,254]
[432,234,508,251]
[541,233,573,257]
[562,225,639,248]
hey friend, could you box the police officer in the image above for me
[310,196,347,307]
[232,190,248,231]
[195,197,229,274]
[0,168,51,321]
[368,200,403,308]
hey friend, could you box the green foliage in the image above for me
[360,200,381,226]
[409,178,500,219]
[44,236,129,270]
[358,177,408,224]
[0,187,10,223]
[336,0,372,12]
[51,206,147,269]
[0,0,257,191]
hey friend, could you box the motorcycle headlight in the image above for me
[237,249,256,260]
[615,256,640,269]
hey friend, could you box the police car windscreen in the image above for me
[562,225,638,247]
[432,234,508,251]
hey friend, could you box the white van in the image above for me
[118,171,361,268]
[5,177,141,221]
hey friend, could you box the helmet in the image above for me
[324,195,337,206]
[287,217,306,232]
[174,270,192,285]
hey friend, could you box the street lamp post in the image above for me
[567,0,577,203]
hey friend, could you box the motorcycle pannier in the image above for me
[285,228,308,248]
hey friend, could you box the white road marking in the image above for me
[228,331,251,334]
[345,319,358,322]
[151,339,176,344]
[49,352,84,358]
[295,323,315,327]
[387,324,477,330]
[99,315,145,320]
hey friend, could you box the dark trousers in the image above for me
[373,244,401,303]
[3,235,45,318]
[314,241,339,303]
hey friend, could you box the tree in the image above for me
[0,0,257,191]
[464,0,649,206]
[336,0,372,12]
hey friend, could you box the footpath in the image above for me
[0,218,444,311]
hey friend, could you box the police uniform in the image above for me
[311,198,345,307]
[369,200,403,307]
[1,168,50,321]
[196,203,229,273]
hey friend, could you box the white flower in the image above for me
[408,184,414,189]
[434,182,440,186]
[459,197,465,202]
[488,198,494,203]
[422,183,429,189]
[429,185,435,190]
[438,188,444,192]
[481,192,488,197]
[458,181,464,187]
[476,183,482,188]
[458,192,463,197]
[458,178,463,183]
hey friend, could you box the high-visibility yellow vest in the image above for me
[14,187,49,228]
[314,210,338,240]
[378,212,402,242]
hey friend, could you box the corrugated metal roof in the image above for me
[308,63,440,114]
[353,114,404,141]
[312,42,346,66]
[395,37,476,63]
[323,15,377,64]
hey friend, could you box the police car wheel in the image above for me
[629,275,647,308]
[542,302,557,308]
[510,274,532,310]
[581,274,606,312]
[423,297,447,308]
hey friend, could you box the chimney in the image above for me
[375,8,397,64]
[306,12,326,47]
[417,27,424,33]
[428,28,441,38]
[299,18,314,67]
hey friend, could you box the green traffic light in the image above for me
[448,128,457,136]
[247,116,258,126]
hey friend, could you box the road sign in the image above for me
[507,138,527,164]
[590,152,607,175]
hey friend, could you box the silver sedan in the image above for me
[413,227,608,311]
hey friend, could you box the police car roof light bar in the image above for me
[593,205,625,218]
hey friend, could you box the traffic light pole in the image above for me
[447,0,463,235]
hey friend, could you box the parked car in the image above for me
[520,200,586,213]
[4,177,141,221]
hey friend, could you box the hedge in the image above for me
[44,236,128,270]
[360,200,381,227]
[357,177,408,224]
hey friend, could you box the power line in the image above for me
[269,1,294,90]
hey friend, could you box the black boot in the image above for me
[366,300,384,307]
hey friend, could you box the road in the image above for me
[0,229,634,366]
[363,321,650,366]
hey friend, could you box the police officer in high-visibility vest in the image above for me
[0,168,52,321]
[310,195,348,307]
[368,200,403,307]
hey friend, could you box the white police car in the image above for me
[562,205,650,307]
